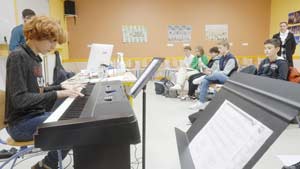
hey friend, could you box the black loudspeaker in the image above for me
[64,0,76,15]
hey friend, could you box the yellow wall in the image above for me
[0,45,8,57]
[49,0,69,59]
[270,0,300,55]
[0,0,69,59]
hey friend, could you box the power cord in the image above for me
[130,144,142,169]
[12,151,73,169]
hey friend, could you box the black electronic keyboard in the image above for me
[34,81,140,169]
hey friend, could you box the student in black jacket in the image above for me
[186,47,220,99]
[272,21,297,67]
[5,16,83,169]
[258,39,289,80]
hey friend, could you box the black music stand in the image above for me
[176,73,300,169]
[130,57,164,169]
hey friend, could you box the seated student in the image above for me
[5,16,83,169]
[169,46,193,91]
[171,46,208,98]
[182,46,194,69]
[187,47,221,99]
[190,40,238,110]
[257,38,288,80]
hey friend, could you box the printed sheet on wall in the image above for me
[122,25,148,43]
[205,24,228,41]
[168,25,192,43]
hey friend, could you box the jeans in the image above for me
[7,112,69,169]
[188,73,205,96]
[198,72,228,103]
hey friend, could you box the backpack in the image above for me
[154,78,177,97]
[52,51,75,85]
[240,65,258,75]
[288,67,300,83]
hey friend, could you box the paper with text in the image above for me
[189,100,273,169]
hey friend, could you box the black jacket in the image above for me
[257,57,288,80]
[272,32,296,67]
[5,44,61,125]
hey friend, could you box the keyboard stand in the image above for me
[73,144,130,169]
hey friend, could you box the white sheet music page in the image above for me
[189,100,273,169]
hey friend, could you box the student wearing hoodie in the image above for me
[258,38,289,80]
[5,16,84,169]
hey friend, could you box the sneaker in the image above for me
[192,76,205,85]
[189,101,209,110]
[170,84,181,90]
[189,96,197,100]
[180,95,188,100]
[282,161,300,169]
[31,160,52,169]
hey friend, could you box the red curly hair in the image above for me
[24,16,66,44]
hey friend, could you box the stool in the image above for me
[0,137,63,169]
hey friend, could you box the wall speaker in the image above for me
[64,0,76,15]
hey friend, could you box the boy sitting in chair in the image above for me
[257,38,289,80]
[189,40,238,110]
[5,16,83,169]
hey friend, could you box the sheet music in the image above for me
[189,100,273,169]
[277,155,300,166]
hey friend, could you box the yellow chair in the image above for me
[0,90,5,129]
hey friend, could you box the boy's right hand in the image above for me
[56,90,84,99]
[204,69,212,75]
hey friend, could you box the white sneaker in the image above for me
[189,101,209,110]
[192,76,205,85]
[180,95,188,100]
[170,84,181,90]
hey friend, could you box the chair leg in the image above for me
[57,150,63,169]
[0,146,34,169]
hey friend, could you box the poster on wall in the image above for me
[288,25,300,35]
[122,25,147,43]
[168,25,192,42]
[288,10,300,24]
[294,36,300,44]
[288,26,300,44]
[205,24,228,41]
